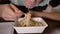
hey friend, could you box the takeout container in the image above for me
[14,17,48,33]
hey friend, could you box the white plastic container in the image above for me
[14,17,48,33]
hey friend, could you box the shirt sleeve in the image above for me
[49,0,60,7]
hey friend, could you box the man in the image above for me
[0,0,60,21]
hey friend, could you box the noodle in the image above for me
[16,9,43,27]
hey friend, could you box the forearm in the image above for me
[38,12,60,21]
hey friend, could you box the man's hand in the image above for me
[1,4,23,20]
[30,11,60,21]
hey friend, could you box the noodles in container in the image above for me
[16,11,43,27]
[14,10,48,33]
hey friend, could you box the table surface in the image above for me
[14,18,60,34]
